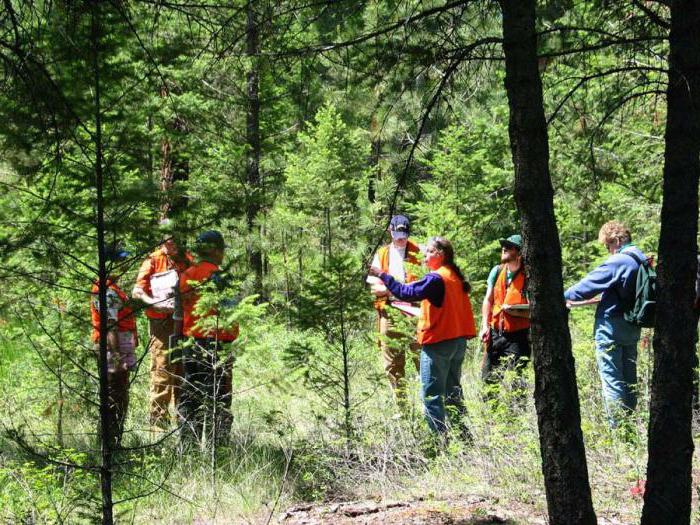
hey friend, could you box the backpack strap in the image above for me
[498,263,523,284]
[619,250,644,266]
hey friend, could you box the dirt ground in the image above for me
[278,495,641,524]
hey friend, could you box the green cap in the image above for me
[499,234,522,250]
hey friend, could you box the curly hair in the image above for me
[598,220,631,246]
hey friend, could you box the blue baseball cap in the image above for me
[389,215,410,240]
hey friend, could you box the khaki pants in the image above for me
[377,308,420,404]
[148,317,182,426]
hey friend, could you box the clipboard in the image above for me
[150,269,178,309]
[504,304,530,311]
[390,301,420,317]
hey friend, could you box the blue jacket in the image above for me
[380,272,445,307]
[564,244,646,319]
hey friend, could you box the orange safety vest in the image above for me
[417,266,476,345]
[374,240,420,310]
[490,265,529,333]
[91,280,137,343]
[179,261,239,342]
[135,248,193,319]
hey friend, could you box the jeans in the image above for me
[420,337,467,433]
[594,316,641,427]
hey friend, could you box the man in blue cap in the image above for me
[366,215,421,409]
[479,234,531,385]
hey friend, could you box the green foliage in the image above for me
[0,0,683,521]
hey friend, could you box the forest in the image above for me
[0,1,699,524]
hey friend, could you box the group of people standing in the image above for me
[89,224,238,445]
[90,214,648,446]
[368,216,648,436]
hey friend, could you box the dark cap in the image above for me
[194,230,225,254]
[499,234,522,250]
[105,242,130,262]
[389,215,410,240]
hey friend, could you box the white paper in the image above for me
[150,269,178,309]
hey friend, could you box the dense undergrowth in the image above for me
[1,306,695,524]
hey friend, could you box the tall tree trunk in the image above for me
[246,0,263,297]
[641,1,700,523]
[368,112,380,203]
[90,2,114,523]
[498,2,596,523]
[159,86,189,221]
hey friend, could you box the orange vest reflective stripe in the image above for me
[136,249,193,319]
[417,266,476,345]
[374,240,420,310]
[179,261,239,342]
[91,280,137,343]
[491,265,529,332]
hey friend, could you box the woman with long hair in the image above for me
[369,236,476,435]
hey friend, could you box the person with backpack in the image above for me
[368,237,476,436]
[478,234,531,386]
[564,221,649,428]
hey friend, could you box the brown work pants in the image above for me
[148,317,182,427]
[377,308,420,405]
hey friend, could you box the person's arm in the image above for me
[564,260,618,302]
[366,253,389,297]
[371,269,445,305]
[133,256,175,313]
[480,285,494,342]
[132,256,154,301]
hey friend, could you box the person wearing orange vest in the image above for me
[133,220,193,429]
[478,234,530,384]
[90,245,138,445]
[366,215,421,407]
[369,237,476,434]
[173,230,238,444]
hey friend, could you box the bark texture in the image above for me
[641,1,700,523]
[90,2,114,523]
[246,0,263,296]
[498,2,596,523]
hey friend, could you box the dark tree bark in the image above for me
[498,2,596,523]
[90,2,114,523]
[246,0,263,297]
[641,1,700,523]
[159,99,190,221]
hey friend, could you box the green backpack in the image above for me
[621,251,656,327]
